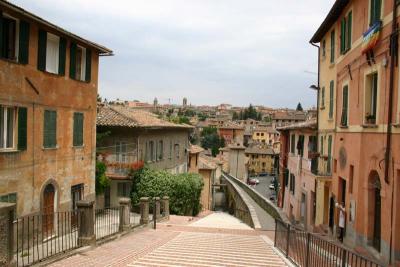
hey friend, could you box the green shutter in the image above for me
[69,42,77,79]
[342,86,348,126]
[37,30,47,71]
[329,81,334,118]
[327,136,332,173]
[371,0,382,25]
[330,30,335,63]
[17,107,27,151]
[85,49,92,82]
[340,18,346,54]
[73,112,84,146]
[347,12,352,50]
[43,110,57,148]
[372,73,378,118]
[320,136,324,155]
[18,21,30,64]
[58,37,67,75]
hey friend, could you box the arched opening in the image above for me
[367,171,381,252]
[43,183,56,236]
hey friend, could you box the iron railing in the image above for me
[274,219,383,267]
[95,207,120,239]
[14,210,81,267]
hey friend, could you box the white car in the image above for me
[269,184,275,190]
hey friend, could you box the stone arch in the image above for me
[366,170,381,252]
[40,179,60,214]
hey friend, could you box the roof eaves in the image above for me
[310,0,350,43]
[2,0,113,55]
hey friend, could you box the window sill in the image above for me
[339,125,348,129]
[42,146,58,150]
[0,149,20,154]
[1,57,23,65]
[362,124,378,128]
[40,70,63,78]
[329,62,335,68]
[392,123,400,128]
[71,77,89,84]
[73,145,85,149]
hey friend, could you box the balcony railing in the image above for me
[311,155,332,177]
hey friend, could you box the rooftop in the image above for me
[245,145,275,155]
[189,145,204,154]
[272,111,307,121]
[276,119,317,131]
[97,105,193,130]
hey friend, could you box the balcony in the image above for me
[97,152,143,178]
[311,155,332,178]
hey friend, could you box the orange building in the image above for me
[0,1,112,217]
[311,0,400,264]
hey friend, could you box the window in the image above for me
[284,169,289,187]
[73,112,84,147]
[116,141,127,163]
[327,135,332,174]
[322,39,326,58]
[71,184,83,210]
[37,30,66,75]
[365,72,378,124]
[329,81,334,119]
[321,87,325,108]
[341,85,349,126]
[1,14,30,64]
[175,144,180,159]
[0,192,17,203]
[297,135,305,157]
[70,43,91,82]
[158,140,163,160]
[43,110,57,148]
[149,141,155,161]
[349,165,354,194]
[290,134,295,154]
[370,0,382,26]
[117,182,131,197]
[290,174,295,194]
[340,11,352,54]
[330,30,335,63]
[46,33,60,74]
[0,106,16,149]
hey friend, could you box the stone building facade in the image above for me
[0,1,112,217]
[96,105,192,207]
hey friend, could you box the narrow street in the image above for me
[49,212,289,267]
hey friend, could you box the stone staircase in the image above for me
[128,232,288,267]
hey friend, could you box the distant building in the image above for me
[96,105,192,207]
[271,111,306,128]
[183,97,188,108]
[217,123,245,145]
[0,1,112,218]
[245,144,276,176]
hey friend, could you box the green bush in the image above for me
[130,167,203,216]
[95,161,110,195]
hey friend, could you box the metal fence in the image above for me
[14,210,81,267]
[274,219,383,267]
[95,207,120,239]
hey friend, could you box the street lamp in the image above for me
[309,85,320,91]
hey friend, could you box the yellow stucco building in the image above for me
[245,144,276,176]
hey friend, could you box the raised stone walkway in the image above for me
[49,213,289,267]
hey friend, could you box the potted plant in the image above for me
[365,113,376,124]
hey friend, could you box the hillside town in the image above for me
[0,0,399,267]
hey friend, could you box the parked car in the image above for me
[248,178,259,185]
[269,183,275,190]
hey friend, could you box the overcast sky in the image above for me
[12,0,334,108]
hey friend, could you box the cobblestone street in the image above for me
[49,213,288,267]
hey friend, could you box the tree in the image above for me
[232,111,239,121]
[200,127,225,157]
[296,102,304,111]
[95,161,109,195]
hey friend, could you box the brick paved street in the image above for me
[49,212,288,267]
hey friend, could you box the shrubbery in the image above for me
[130,167,204,216]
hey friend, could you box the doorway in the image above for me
[368,171,381,252]
[43,184,55,236]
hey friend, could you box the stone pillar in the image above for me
[76,200,95,246]
[119,198,131,231]
[0,203,16,267]
[154,197,161,220]
[162,196,170,219]
[140,197,149,224]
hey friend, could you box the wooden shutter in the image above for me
[340,18,346,54]
[73,112,84,146]
[85,49,92,82]
[43,110,57,148]
[341,86,348,126]
[58,37,67,75]
[69,42,77,79]
[18,20,30,64]
[37,30,47,71]
[321,87,325,107]
[18,107,27,150]
[329,81,334,118]
[347,12,352,50]
[327,135,332,173]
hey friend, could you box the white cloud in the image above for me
[11,0,335,107]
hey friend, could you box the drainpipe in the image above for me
[388,1,398,264]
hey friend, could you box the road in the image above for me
[250,175,277,204]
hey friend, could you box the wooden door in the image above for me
[43,184,55,236]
